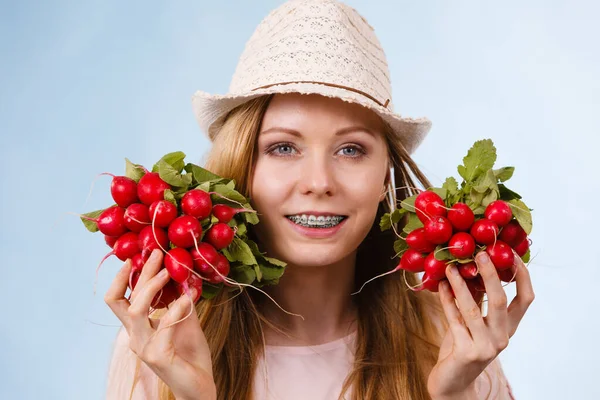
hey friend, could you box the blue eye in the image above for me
[274,144,294,155]
[338,145,365,158]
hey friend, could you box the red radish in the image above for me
[208,254,230,283]
[149,200,178,228]
[405,228,436,253]
[191,242,219,270]
[168,216,203,248]
[447,203,475,232]
[124,203,150,233]
[484,200,512,227]
[113,232,140,261]
[211,204,256,224]
[152,279,180,309]
[514,238,530,257]
[80,206,128,237]
[424,216,453,244]
[499,220,527,247]
[414,191,447,223]
[448,232,476,259]
[458,261,478,279]
[497,266,516,283]
[137,172,170,206]
[105,235,118,248]
[466,276,485,301]
[487,241,514,270]
[138,225,169,258]
[131,253,146,272]
[106,175,139,208]
[399,249,426,273]
[206,223,235,250]
[181,189,212,220]
[424,253,449,281]
[419,273,440,292]
[177,273,203,303]
[164,248,194,284]
[470,219,499,245]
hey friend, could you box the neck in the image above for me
[259,252,358,346]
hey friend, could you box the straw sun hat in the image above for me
[191,0,431,154]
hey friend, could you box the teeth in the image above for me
[287,214,345,228]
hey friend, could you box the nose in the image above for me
[297,152,336,197]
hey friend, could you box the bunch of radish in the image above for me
[380,139,533,300]
[81,152,286,308]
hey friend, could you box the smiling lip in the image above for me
[286,211,347,217]
[285,216,348,238]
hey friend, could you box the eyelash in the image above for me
[265,142,367,160]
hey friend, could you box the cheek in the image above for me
[250,159,292,219]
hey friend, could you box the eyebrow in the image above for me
[259,126,376,138]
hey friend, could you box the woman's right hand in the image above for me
[105,249,216,400]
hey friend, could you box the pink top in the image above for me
[107,328,515,400]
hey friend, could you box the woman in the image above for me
[106,1,534,399]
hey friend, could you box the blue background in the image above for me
[1,1,598,398]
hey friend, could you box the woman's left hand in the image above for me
[427,250,535,400]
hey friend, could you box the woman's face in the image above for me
[250,93,389,267]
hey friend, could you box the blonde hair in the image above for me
[144,95,449,399]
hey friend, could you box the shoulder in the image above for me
[106,328,160,400]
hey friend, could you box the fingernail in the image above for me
[449,265,459,277]
[159,268,169,278]
[478,252,490,263]
[150,249,160,261]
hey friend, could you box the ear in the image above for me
[379,166,392,203]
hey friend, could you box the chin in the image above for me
[277,240,353,268]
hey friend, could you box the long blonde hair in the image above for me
[149,95,447,400]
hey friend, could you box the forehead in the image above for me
[261,93,385,132]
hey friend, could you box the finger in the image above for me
[507,251,535,336]
[155,289,199,341]
[131,249,163,302]
[439,280,474,345]
[104,260,133,329]
[128,268,172,334]
[445,264,489,342]
[475,252,508,343]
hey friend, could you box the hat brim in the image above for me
[191,82,431,155]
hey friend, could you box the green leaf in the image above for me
[457,139,497,183]
[210,184,247,205]
[254,264,263,281]
[456,258,474,264]
[393,239,408,255]
[156,160,193,188]
[197,181,211,193]
[493,167,515,182]
[230,264,256,284]
[263,255,286,268]
[242,204,259,225]
[235,222,247,237]
[482,189,499,207]
[380,213,391,231]
[163,189,178,207]
[246,240,263,257]
[125,158,145,182]
[258,261,286,281]
[222,237,257,266]
[498,184,522,201]
[153,151,186,173]
[400,194,418,212]
[403,213,424,234]
[429,187,447,201]
[226,180,236,190]
[184,163,222,184]
[434,246,452,261]
[391,208,407,224]
[508,199,533,235]
[521,249,531,264]
[473,170,498,194]
[469,188,485,210]
[442,177,459,197]
[80,208,105,232]
[201,282,223,300]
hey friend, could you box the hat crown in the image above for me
[229,0,394,109]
